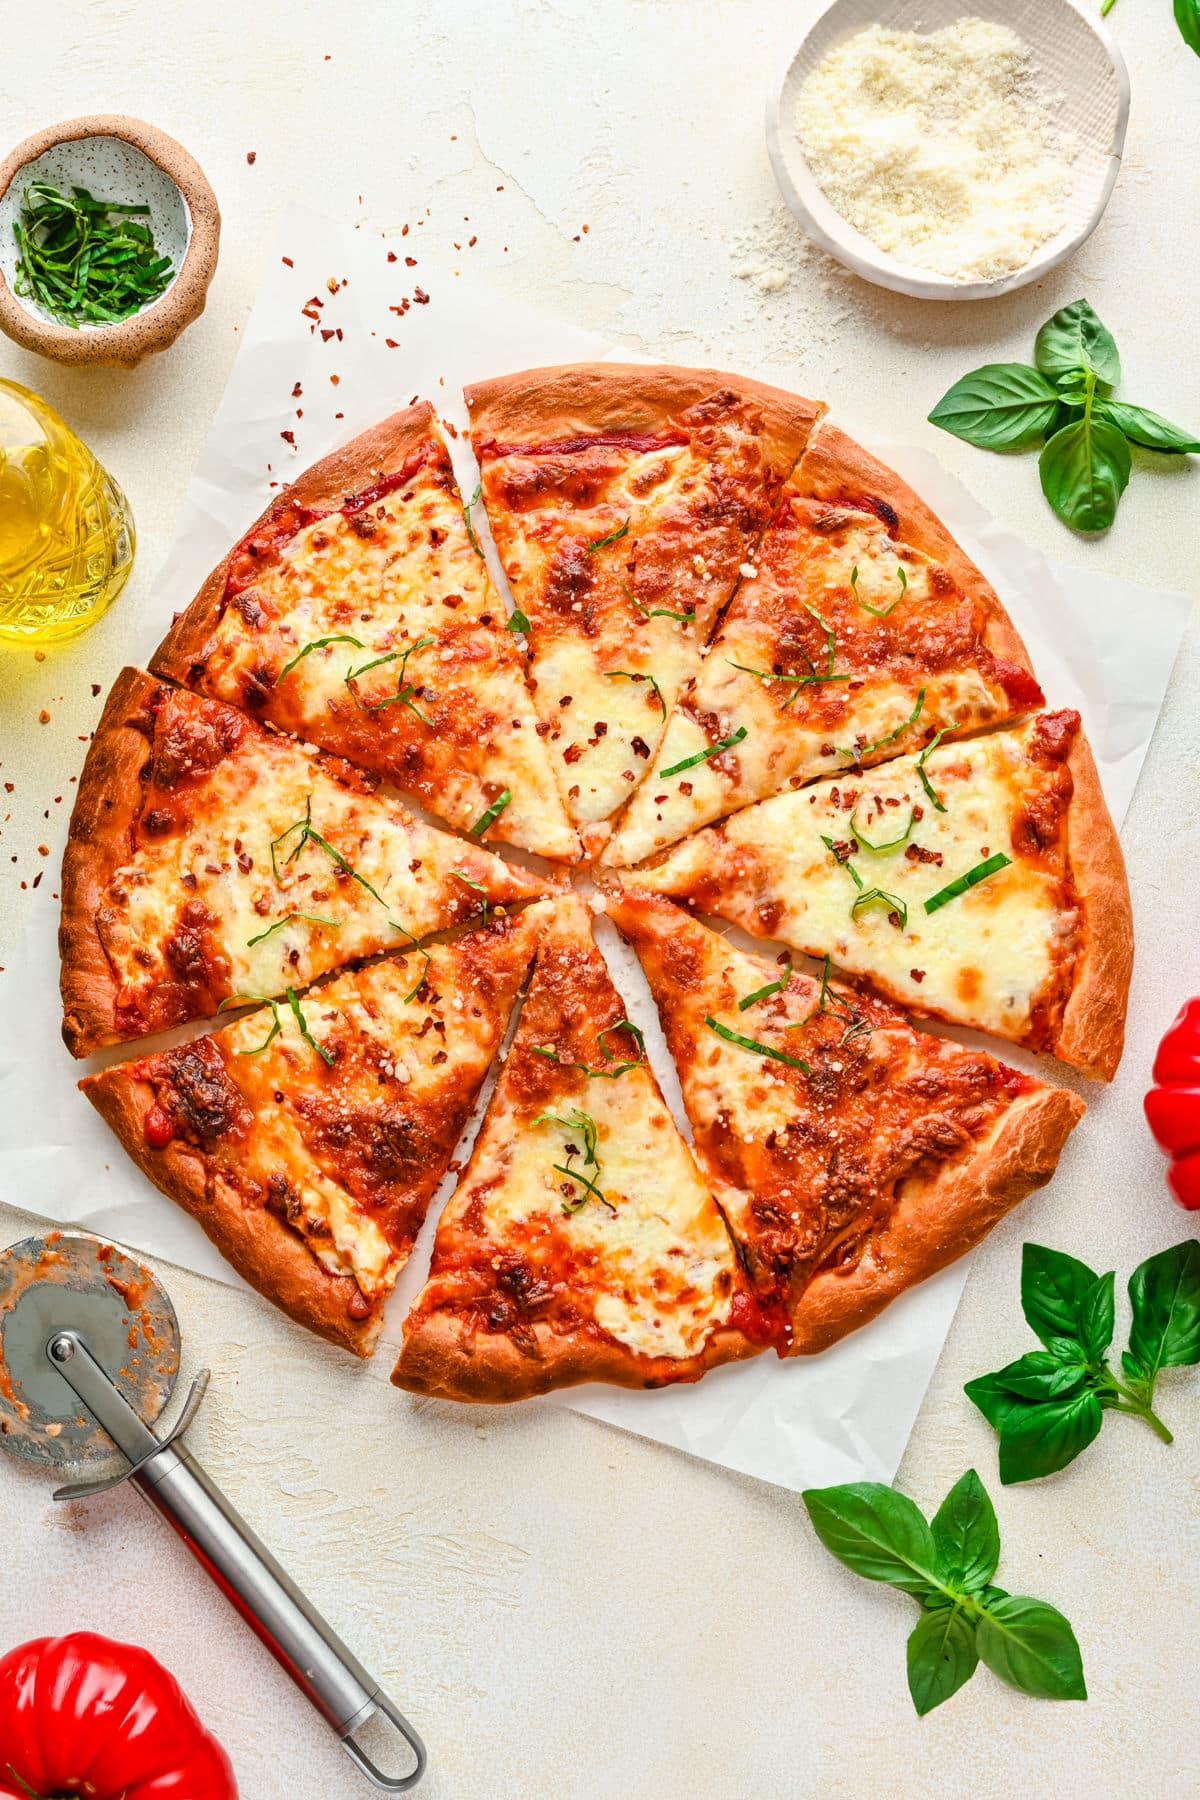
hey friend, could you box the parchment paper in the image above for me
[0,207,1190,1492]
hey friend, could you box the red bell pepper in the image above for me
[1145,997,1200,1210]
[0,1631,237,1800]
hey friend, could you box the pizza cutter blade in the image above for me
[0,1231,426,1792]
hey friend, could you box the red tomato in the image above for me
[0,1632,237,1800]
[1145,1000,1200,1211]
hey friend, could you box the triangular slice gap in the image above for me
[393,893,761,1400]
[81,906,550,1356]
[603,422,1045,867]
[151,402,578,861]
[615,710,1132,1079]
[61,670,554,1055]
[467,365,823,854]
[605,887,1085,1356]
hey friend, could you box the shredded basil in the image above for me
[507,608,531,633]
[274,634,364,684]
[924,853,1012,915]
[738,963,792,1011]
[605,669,667,719]
[704,1014,811,1074]
[246,912,339,947]
[841,688,926,763]
[535,1107,613,1213]
[622,580,695,624]
[345,635,435,722]
[468,788,512,838]
[850,562,909,619]
[851,804,915,853]
[462,482,485,559]
[917,728,950,813]
[585,517,629,554]
[660,725,747,779]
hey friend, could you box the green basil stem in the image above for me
[1095,1370,1174,1442]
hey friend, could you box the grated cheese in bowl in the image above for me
[796,16,1079,282]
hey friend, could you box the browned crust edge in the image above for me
[80,1063,380,1357]
[786,1085,1086,1355]
[60,667,163,1058]
[797,421,1039,689]
[391,1313,758,1404]
[151,401,438,683]
[465,362,825,461]
[1055,731,1133,1081]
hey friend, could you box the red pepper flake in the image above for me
[280,429,296,446]
[336,327,343,340]
[38,710,50,724]
[387,250,397,262]
[334,411,344,420]
[33,649,45,661]
[32,872,42,889]
[302,307,321,323]
[910,968,926,983]
[320,327,335,341]
[326,276,340,294]
[91,683,101,697]
[413,286,429,304]
[444,420,458,438]
[291,381,302,397]
[405,255,417,267]
[385,338,399,349]
[330,373,340,385]
[37,844,49,856]
[282,255,294,267]
[401,223,409,236]
[582,223,590,233]
[246,151,257,165]
[468,235,477,247]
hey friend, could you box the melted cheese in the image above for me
[104,716,542,1018]
[193,455,576,861]
[630,722,1072,1042]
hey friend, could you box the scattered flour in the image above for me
[796,16,1078,281]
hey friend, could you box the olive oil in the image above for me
[0,379,135,644]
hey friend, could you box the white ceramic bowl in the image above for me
[766,0,1130,301]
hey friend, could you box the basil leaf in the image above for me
[997,1391,1103,1484]
[974,1595,1087,1701]
[1021,1243,1100,1348]
[906,1606,979,1716]
[1126,1240,1200,1384]
[988,1351,1090,1402]
[964,1371,1038,1436]
[927,363,1059,450]
[928,1468,999,1592]
[1096,400,1200,454]
[801,1484,941,1599]
[1039,416,1131,532]
[1034,299,1120,386]
[1176,0,1200,55]
[1078,1270,1116,1361]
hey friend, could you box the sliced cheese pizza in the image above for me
[61,670,551,1056]
[393,893,759,1400]
[615,711,1132,1079]
[81,909,548,1356]
[606,888,1084,1355]
[603,423,1044,867]
[151,402,578,862]
[466,365,823,854]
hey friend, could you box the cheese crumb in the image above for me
[796,17,1078,281]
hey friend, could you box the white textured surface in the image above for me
[0,4,1198,1796]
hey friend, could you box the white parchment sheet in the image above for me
[0,208,1191,1492]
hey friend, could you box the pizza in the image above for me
[151,402,578,862]
[604,888,1085,1354]
[393,894,759,1399]
[603,422,1044,868]
[612,711,1132,1079]
[61,669,551,1056]
[60,361,1130,1399]
[467,366,824,856]
[81,908,548,1355]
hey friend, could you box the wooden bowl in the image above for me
[0,115,220,366]
[766,0,1130,301]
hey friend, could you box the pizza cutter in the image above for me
[0,1230,426,1792]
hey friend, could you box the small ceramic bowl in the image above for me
[0,114,220,366]
[766,0,1130,301]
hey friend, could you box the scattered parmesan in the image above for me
[796,17,1078,281]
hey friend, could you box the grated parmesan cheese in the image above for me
[796,17,1078,281]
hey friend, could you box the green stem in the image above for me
[1100,0,1117,14]
[1097,1369,1174,1444]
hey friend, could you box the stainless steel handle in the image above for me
[47,1330,425,1791]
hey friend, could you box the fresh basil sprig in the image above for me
[802,1470,1086,1714]
[929,299,1198,533]
[965,1241,1200,1483]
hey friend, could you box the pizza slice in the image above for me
[605,888,1084,1356]
[81,908,548,1356]
[61,670,552,1056]
[613,711,1132,1079]
[466,365,823,854]
[602,422,1044,867]
[151,402,578,862]
[392,893,760,1401]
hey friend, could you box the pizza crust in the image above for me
[787,1084,1085,1354]
[798,421,1040,692]
[151,401,440,686]
[60,667,161,1058]
[392,1310,756,1403]
[1055,731,1133,1081]
[81,1060,381,1356]
[465,361,824,460]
